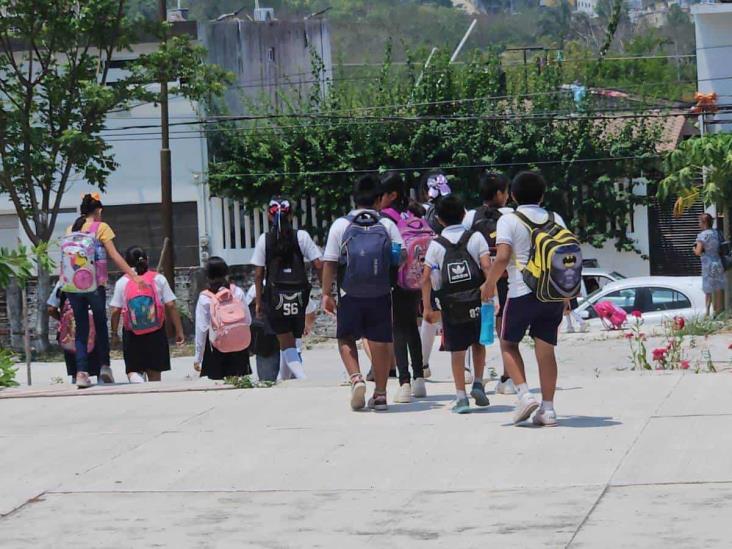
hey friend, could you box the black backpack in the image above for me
[435,232,484,324]
[470,205,502,256]
[425,203,443,235]
[265,230,310,317]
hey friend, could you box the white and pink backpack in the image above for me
[59,221,107,294]
[123,271,165,336]
[203,285,251,353]
[58,300,96,354]
[382,207,434,291]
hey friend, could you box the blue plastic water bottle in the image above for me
[391,242,402,265]
[480,301,495,345]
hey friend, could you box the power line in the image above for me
[205,154,664,179]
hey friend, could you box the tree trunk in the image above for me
[725,206,732,312]
[35,262,51,353]
[21,287,32,386]
[6,277,23,352]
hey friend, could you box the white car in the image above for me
[579,268,625,301]
[574,276,706,331]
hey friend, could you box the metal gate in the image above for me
[647,195,703,276]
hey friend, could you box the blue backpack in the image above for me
[339,211,392,298]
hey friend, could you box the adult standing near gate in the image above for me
[60,193,146,388]
[694,213,726,317]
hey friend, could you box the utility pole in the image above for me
[159,0,175,289]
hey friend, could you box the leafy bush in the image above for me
[224,376,276,389]
[0,349,19,388]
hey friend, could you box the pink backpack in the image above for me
[123,271,165,335]
[594,300,628,330]
[58,300,96,354]
[203,285,251,353]
[382,207,435,291]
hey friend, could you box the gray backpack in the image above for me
[339,211,392,298]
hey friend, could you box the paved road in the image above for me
[1,335,731,548]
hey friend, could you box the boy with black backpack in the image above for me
[321,175,404,411]
[484,172,583,427]
[253,197,323,380]
[421,195,493,414]
[464,171,516,394]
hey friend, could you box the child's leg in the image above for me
[533,338,558,403]
[451,350,467,393]
[146,370,162,382]
[420,320,438,366]
[277,332,306,379]
[500,339,527,386]
[338,337,361,378]
[471,343,486,382]
[368,341,392,394]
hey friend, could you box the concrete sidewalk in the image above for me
[1,336,731,548]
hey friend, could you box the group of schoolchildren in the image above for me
[56,168,583,427]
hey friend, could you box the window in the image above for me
[589,286,691,316]
[648,287,692,312]
[267,47,276,62]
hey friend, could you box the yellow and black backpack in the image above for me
[514,211,583,303]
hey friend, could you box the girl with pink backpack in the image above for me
[110,246,185,383]
[194,257,252,379]
[379,172,432,403]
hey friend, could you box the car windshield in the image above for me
[610,271,626,279]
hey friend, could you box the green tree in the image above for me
[0,0,230,351]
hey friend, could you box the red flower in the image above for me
[673,316,686,330]
[631,310,642,318]
[652,348,667,361]
[624,332,634,339]
[680,360,690,370]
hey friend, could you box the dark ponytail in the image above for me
[125,245,149,276]
[72,193,104,231]
[380,171,409,212]
[206,256,229,293]
[268,196,296,263]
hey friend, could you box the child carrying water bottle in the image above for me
[110,246,185,383]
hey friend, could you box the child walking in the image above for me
[47,281,101,384]
[322,175,403,411]
[61,193,147,388]
[464,171,516,394]
[485,171,582,427]
[194,257,252,380]
[379,172,431,402]
[251,196,322,381]
[110,246,185,383]
[421,194,493,414]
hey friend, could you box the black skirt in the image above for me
[122,327,171,374]
[200,334,251,380]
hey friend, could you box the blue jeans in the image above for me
[68,287,110,373]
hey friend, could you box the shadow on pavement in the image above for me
[512,415,622,428]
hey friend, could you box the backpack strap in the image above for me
[435,230,473,251]
[86,221,101,236]
[514,210,555,231]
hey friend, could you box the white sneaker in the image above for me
[464,368,474,385]
[495,378,517,395]
[533,408,558,427]
[394,383,413,403]
[99,366,115,384]
[513,392,540,425]
[350,380,367,411]
[412,378,427,398]
[128,372,145,384]
[423,366,432,379]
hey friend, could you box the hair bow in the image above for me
[427,174,451,199]
[81,192,102,201]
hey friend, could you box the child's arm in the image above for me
[103,240,145,287]
[479,255,493,303]
[48,306,60,321]
[110,307,121,346]
[321,261,338,315]
[254,266,265,318]
[193,297,207,370]
[165,302,185,345]
[484,243,512,309]
[421,264,437,324]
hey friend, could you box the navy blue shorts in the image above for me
[337,293,393,343]
[442,317,481,352]
[500,293,564,346]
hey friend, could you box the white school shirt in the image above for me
[110,273,177,309]
[249,230,322,267]
[194,284,249,363]
[245,284,318,315]
[495,204,567,299]
[462,206,514,231]
[322,209,403,262]
[424,224,490,271]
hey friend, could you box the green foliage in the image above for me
[0,248,32,287]
[659,133,732,207]
[224,376,276,389]
[209,47,662,248]
[0,349,19,388]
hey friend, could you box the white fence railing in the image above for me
[208,196,328,266]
